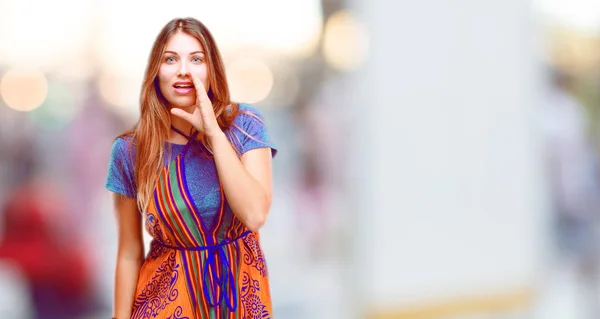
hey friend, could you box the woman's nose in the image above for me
[178,62,189,76]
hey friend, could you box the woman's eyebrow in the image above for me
[164,51,204,55]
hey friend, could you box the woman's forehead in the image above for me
[164,32,203,52]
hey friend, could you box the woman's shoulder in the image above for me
[236,102,260,113]
[232,103,266,125]
[110,133,137,158]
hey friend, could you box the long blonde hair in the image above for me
[118,17,239,212]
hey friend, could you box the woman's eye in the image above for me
[165,57,176,63]
[192,57,202,63]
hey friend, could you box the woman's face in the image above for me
[158,31,209,109]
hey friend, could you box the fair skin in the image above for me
[112,31,273,319]
[112,194,143,319]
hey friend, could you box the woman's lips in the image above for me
[174,87,194,94]
[173,82,194,94]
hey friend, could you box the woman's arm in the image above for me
[210,132,273,231]
[112,193,144,319]
[170,73,274,232]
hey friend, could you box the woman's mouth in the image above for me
[173,82,194,94]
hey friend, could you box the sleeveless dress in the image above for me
[105,104,277,319]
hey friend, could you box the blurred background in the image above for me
[2,0,600,318]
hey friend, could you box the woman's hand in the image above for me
[170,73,223,137]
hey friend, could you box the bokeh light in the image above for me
[98,72,142,119]
[322,10,369,71]
[0,67,48,112]
[28,82,78,131]
[262,62,301,108]
[226,58,274,104]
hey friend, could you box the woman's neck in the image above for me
[170,115,193,132]
[169,114,195,143]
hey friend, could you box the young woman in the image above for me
[105,17,277,319]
